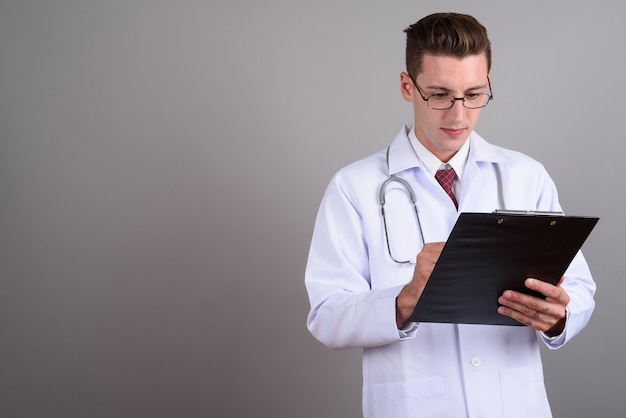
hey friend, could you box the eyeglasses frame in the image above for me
[407,73,494,110]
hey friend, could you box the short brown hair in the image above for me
[405,13,492,77]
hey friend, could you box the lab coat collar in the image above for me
[387,125,507,176]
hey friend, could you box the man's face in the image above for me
[400,53,490,162]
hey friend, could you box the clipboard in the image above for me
[409,211,599,326]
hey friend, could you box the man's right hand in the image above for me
[395,242,446,326]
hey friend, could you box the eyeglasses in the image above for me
[408,74,494,110]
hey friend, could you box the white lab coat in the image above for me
[305,125,595,418]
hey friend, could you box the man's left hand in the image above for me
[498,276,569,337]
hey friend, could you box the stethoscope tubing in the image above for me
[379,144,505,263]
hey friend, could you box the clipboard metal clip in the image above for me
[493,209,564,216]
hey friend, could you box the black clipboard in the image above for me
[409,212,599,326]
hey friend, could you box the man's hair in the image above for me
[405,13,491,77]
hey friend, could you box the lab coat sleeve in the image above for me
[532,164,596,348]
[540,250,596,348]
[305,171,415,350]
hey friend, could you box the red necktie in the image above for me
[435,167,458,208]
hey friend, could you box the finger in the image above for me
[422,241,446,253]
[498,292,566,330]
[500,290,565,316]
[525,278,570,305]
[497,300,561,331]
[498,306,553,330]
[499,297,552,320]
[415,243,445,265]
[555,275,565,287]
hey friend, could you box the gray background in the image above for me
[1,1,624,417]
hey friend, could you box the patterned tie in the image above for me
[435,167,458,208]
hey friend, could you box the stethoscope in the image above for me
[379,145,505,264]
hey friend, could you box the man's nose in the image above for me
[447,98,466,118]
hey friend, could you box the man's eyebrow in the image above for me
[423,83,487,92]
[422,84,450,91]
[466,84,488,91]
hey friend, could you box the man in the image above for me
[305,12,595,418]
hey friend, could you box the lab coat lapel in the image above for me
[459,133,507,211]
[387,126,421,176]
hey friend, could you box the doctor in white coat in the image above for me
[305,13,595,418]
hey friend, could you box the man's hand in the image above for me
[395,242,445,326]
[498,276,569,336]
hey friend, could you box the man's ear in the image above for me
[400,72,415,103]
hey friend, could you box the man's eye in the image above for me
[465,93,480,99]
[431,93,449,99]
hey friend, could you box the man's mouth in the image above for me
[441,127,467,138]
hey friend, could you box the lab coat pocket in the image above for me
[500,366,551,418]
[371,376,451,417]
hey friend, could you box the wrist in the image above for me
[395,292,417,326]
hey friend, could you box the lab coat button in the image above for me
[471,357,482,367]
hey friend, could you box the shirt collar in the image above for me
[408,128,469,178]
[387,125,506,176]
